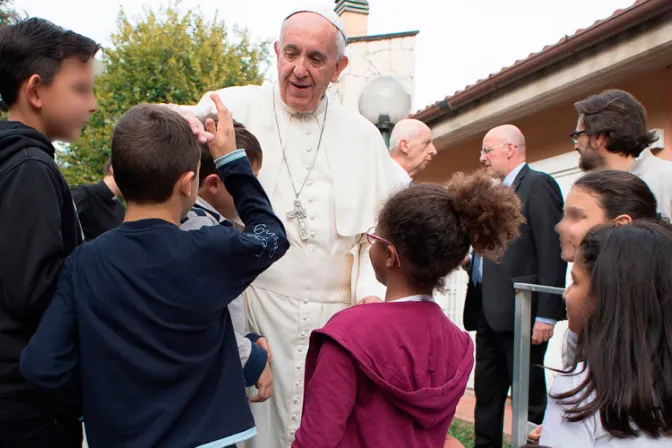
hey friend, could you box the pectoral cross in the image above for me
[287,200,309,241]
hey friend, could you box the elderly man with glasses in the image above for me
[463,124,567,448]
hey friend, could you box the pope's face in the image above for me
[274,13,348,113]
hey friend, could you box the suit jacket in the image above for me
[464,164,567,333]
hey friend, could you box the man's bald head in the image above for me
[389,119,437,177]
[484,125,526,151]
[480,124,527,179]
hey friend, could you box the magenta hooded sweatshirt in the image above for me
[292,300,474,448]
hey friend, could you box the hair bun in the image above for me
[447,170,524,261]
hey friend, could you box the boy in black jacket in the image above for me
[0,18,99,447]
[21,98,289,448]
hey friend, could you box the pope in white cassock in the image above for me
[176,6,402,448]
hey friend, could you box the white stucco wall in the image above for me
[328,35,416,113]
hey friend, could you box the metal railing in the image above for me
[511,282,566,448]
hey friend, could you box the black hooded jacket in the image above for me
[0,120,82,416]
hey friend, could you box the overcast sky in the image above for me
[12,0,635,110]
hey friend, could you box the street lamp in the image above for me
[358,76,412,149]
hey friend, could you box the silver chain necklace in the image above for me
[272,88,329,240]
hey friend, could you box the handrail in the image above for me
[511,282,565,447]
[513,283,565,295]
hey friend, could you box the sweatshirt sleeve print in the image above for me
[212,153,289,286]
[292,340,358,448]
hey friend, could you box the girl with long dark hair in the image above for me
[540,221,672,446]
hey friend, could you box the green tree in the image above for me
[60,3,270,185]
[0,0,17,26]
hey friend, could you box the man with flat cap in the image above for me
[172,5,402,448]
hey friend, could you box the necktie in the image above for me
[472,253,482,286]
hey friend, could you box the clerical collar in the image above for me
[274,82,328,118]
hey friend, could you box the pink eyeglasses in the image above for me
[364,227,401,267]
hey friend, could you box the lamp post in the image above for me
[358,76,411,149]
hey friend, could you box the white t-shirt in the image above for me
[540,362,671,447]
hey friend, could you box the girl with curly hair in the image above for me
[292,171,524,448]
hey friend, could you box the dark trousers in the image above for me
[0,413,82,448]
[474,306,548,448]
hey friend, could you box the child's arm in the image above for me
[203,95,289,292]
[19,262,82,420]
[236,331,268,388]
[216,153,288,257]
[292,340,357,448]
[539,373,595,446]
[0,160,72,319]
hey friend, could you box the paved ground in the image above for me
[83,388,512,448]
[454,389,513,437]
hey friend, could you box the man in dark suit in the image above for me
[464,124,567,448]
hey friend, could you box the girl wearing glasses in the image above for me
[292,171,524,448]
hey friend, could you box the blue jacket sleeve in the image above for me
[207,153,289,296]
[243,339,268,387]
[20,261,82,420]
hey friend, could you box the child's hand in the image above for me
[528,425,541,443]
[204,94,237,160]
[255,337,272,365]
[250,361,273,403]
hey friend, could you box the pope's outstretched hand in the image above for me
[165,102,216,145]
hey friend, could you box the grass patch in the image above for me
[448,419,511,448]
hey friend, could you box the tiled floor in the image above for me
[454,389,513,437]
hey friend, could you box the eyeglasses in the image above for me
[569,130,586,144]
[364,227,401,267]
[481,143,515,155]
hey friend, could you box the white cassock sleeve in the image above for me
[355,239,386,301]
[182,86,253,119]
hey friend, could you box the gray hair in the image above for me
[389,120,422,153]
[279,18,346,62]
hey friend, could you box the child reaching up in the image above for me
[292,171,524,448]
[20,96,289,448]
[181,118,272,402]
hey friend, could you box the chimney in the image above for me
[334,0,369,38]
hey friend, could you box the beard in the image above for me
[578,145,606,171]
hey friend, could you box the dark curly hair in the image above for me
[377,170,524,292]
[574,90,658,158]
[554,221,672,438]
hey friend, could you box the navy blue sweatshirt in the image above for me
[20,154,289,448]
